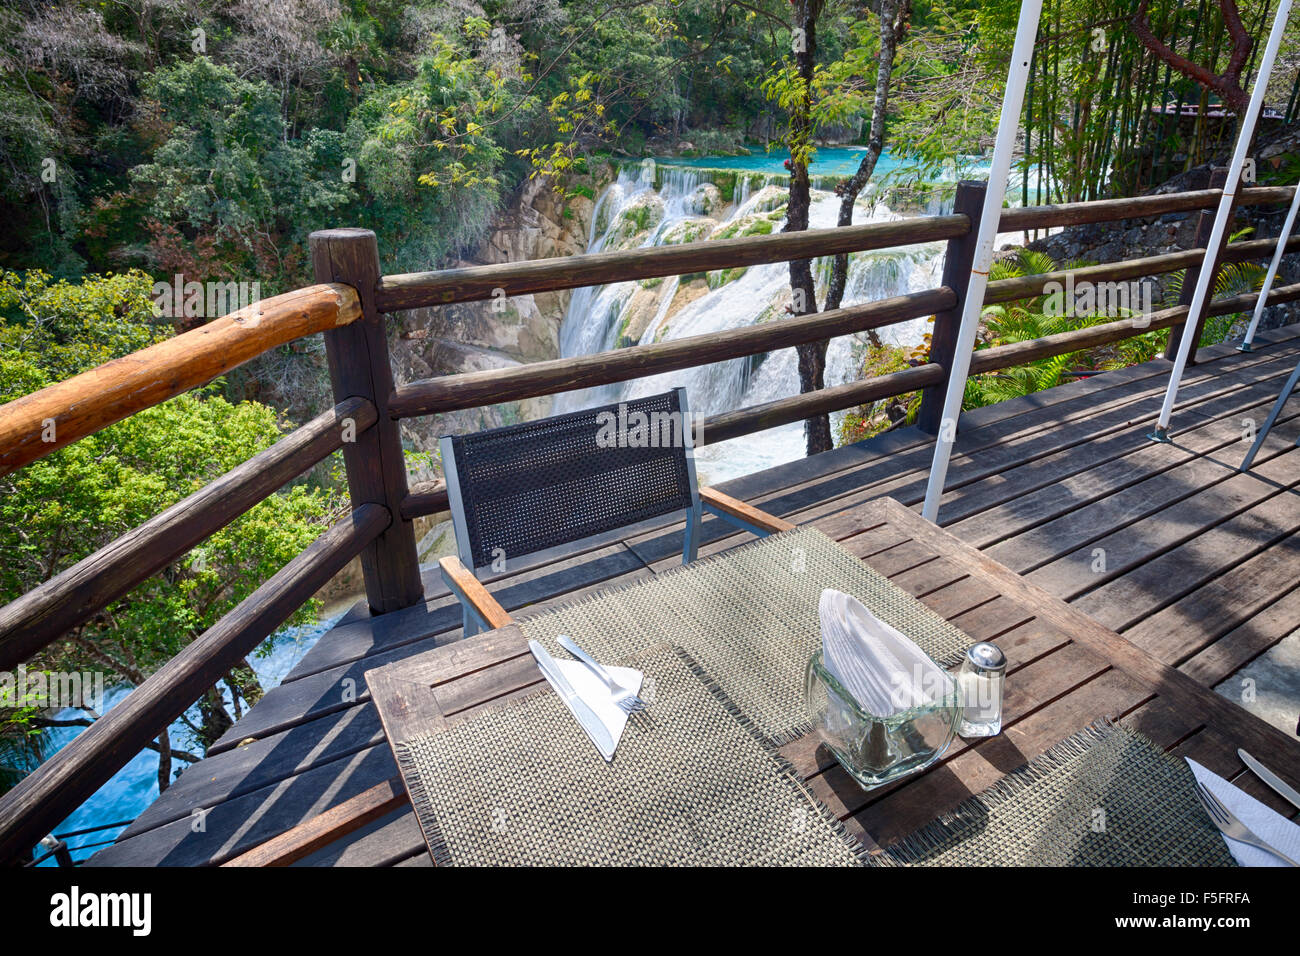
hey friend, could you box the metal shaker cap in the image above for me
[966,642,1007,672]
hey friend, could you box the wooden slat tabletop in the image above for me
[366,495,1300,864]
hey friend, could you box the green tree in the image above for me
[130,57,356,295]
[352,25,514,267]
[0,269,345,792]
[770,0,832,455]
[764,0,910,455]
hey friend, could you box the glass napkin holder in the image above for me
[804,650,960,790]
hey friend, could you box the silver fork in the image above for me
[557,635,647,715]
[1193,780,1299,866]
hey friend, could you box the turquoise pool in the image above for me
[650,145,983,181]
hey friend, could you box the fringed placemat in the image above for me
[518,526,970,745]
[395,643,868,867]
[874,722,1236,867]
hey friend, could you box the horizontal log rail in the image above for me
[986,249,1205,304]
[389,286,956,418]
[0,397,377,671]
[398,279,1300,522]
[398,364,948,520]
[376,216,970,311]
[996,185,1294,232]
[373,186,1295,313]
[0,284,362,477]
[400,481,451,522]
[394,224,1300,522]
[702,282,1300,444]
[699,364,945,445]
[0,503,390,865]
[984,235,1300,305]
[970,281,1300,375]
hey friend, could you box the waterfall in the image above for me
[554,159,1005,484]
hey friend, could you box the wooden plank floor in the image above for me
[87,324,1300,866]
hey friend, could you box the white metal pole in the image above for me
[1153,0,1293,439]
[1239,174,1300,350]
[921,0,1043,523]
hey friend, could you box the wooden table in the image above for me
[365,496,1300,863]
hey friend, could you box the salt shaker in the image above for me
[956,642,1006,737]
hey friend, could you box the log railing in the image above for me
[0,177,1295,864]
[0,397,377,670]
[0,284,363,476]
[387,286,958,418]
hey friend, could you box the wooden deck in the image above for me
[87,324,1300,866]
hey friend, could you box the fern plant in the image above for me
[1109,227,1265,368]
[839,236,1266,443]
[962,249,1108,408]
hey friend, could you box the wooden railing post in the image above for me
[310,229,424,614]
[1165,166,1233,366]
[918,180,986,434]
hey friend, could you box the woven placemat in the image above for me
[519,525,970,745]
[874,722,1236,867]
[395,643,868,867]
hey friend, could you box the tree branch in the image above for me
[1132,0,1251,113]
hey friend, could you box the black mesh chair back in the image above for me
[440,387,701,574]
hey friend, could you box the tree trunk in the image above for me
[197,685,233,751]
[226,658,265,720]
[1132,0,1253,114]
[824,0,905,317]
[785,0,832,455]
[156,726,172,793]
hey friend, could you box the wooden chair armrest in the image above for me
[222,777,409,867]
[439,555,514,630]
[699,486,794,536]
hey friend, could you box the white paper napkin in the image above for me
[550,658,643,756]
[818,589,955,718]
[1185,758,1300,866]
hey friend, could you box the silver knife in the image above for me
[1238,748,1300,813]
[529,640,616,762]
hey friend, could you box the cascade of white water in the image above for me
[556,169,647,363]
[735,172,776,207]
[553,161,998,483]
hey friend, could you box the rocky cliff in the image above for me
[387,164,614,481]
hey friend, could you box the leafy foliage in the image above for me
[130,58,355,289]
[0,270,344,766]
[961,244,1264,409]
